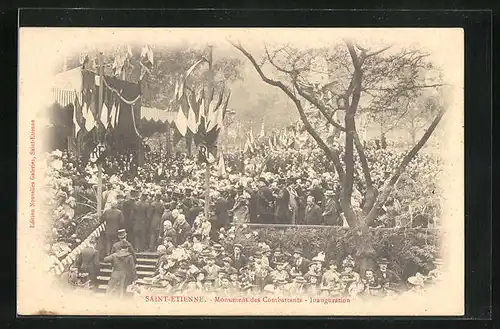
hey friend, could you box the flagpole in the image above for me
[97,52,104,218]
[204,45,213,220]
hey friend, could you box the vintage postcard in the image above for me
[18,27,464,316]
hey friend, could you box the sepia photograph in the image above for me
[17,27,464,316]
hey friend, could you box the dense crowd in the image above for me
[69,225,443,300]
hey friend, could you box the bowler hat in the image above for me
[293,249,303,255]
[117,229,127,238]
[377,258,390,265]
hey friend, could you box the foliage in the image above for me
[221,225,440,279]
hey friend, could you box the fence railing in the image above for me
[49,222,106,276]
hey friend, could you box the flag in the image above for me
[185,59,204,79]
[114,102,121,127]
[100,102,109,127]
[174,81,179,99]
[217,152,226,177]
[174,105,188,136]
[187,103,197,134]
[198,144,216,164]
[109,103,117,128]
[84,108,96,132]
[268,138,274,152]
[249,127,255,145]
[259,122,265,138]
[73,94,81,138]
[147,45,154,65]
[178,78,184,99]
[243,140,249,153]
[206,107,219,132]
[81,102,88,119]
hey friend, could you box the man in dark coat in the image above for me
[231,244,248,270]
[310,180,325,210]
[101,201,125,255]
[111,229,136,262]
[248,188,259,223]
[214,192,230,231]
[174,214,191,246]
[322,190,340,226]
[103,243,136,298]
[275,182,291,224]
[74,237,100,290]
[304,196,324,225]
[292,249,311,275]
[131,193,150,252]
[121,190,137,246]
[375,258,402,287]
[149,193,165,251]
[257,178,276,224]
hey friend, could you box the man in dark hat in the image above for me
[232,244,248,270]
[214,191,230,231]
[122,190,138,244]
[111,229,136,262]
[275,180,291,224]
[131,193,151,252]
[149,193,165,251]
[221,256,238,276]
[292,249,311,276]
[304,195,323,225]
[322,190,341,226]
[375,258,401,287]
[74,237,100,291]
[103,243,137,298]
[101,201,125,255]
[257,177,276,224]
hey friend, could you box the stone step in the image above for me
[100,268,154,276]
[136,252,160,259]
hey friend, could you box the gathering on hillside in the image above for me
[43,38,446,303]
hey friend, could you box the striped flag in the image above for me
[84,107,96,132]
[100,102,109,128]
[73,94,81,138]
[217,152,226,177]
[174,105,188,136]
[187,103,197,134]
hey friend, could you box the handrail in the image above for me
[49,222,106,276]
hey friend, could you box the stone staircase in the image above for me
[97,252,160,293]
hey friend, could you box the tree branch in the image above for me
[230,41,346,182]
[364,106,447,225]
[293,80,346,132]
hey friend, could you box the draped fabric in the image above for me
[81,70,142,158]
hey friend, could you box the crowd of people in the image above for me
[44,135,440,258]
[71,223,443,300]
[43,131,442,301]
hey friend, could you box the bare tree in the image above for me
[231,39,446,266]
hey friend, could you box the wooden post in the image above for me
[204,45,213,219]
[97,53,104,217]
